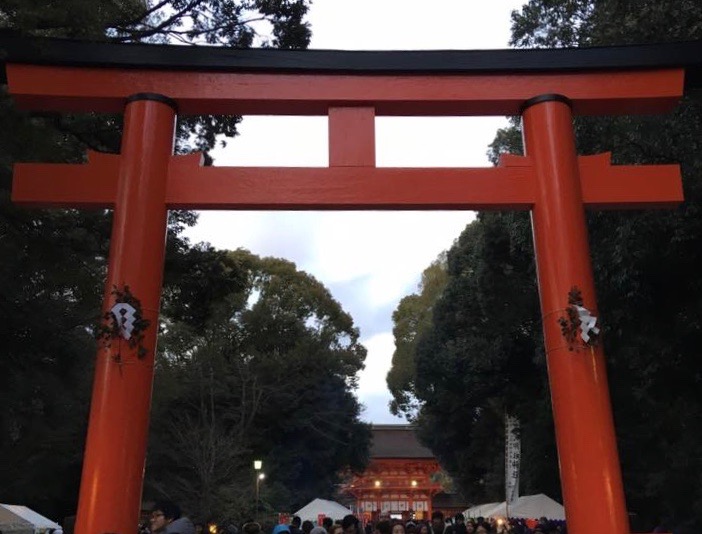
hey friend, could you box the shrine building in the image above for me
[340,425,463,523]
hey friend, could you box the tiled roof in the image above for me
[370,424,435,458]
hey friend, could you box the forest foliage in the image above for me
[388,2,702,532]
[0,0,371,525]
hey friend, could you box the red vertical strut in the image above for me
[75,95,176,534]
[522,95,630,534]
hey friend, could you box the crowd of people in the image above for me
[141,503,565,534]
[364,512,565,534]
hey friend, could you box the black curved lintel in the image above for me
[0,31,700,91]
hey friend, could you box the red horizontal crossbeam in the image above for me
[6,64,684,116]
[13,151,119,208]
[13,151,682,211]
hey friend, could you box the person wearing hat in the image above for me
[272,524,291,534]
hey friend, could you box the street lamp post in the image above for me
[254,460,263,521]
[256,473,265,521]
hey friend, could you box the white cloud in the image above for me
[360,393,405,424]
[357,332,396,397]
[356,332,405,423]
[308,0,519,51]
[185,0,525,422]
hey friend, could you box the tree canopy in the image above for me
[387,254,449,420]
[149,248,370,522]
[0,0,372,527]
[388,2,702,532]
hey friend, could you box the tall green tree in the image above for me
[0,0,311,522]
[509,3,702,531]
[387,254,448,420]
[147,248,370,523]
[394,2,702,532]
[413,213,551,502]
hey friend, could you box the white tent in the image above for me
[293,498,353,523]
[464,502,502,518]
[464,494,565,520]
[0,504,61,533]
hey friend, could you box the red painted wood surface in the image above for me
[329,107,376,166]
[341,458,444,520]
[6,58,688,534]
[524,98,630,534]
[73,98,175,534]
[13,151,681,210]
[6,63,683,116]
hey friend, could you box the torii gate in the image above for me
[3,35,700,534]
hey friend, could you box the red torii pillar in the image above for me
[74,94,177,534]
[523,94,630,532]
[6,57,684,534]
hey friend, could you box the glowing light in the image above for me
[411,480,418,487]
[254,460,262,470]
[374,480,381,487]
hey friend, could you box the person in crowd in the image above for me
[374,520,391,534]
[465,519,476,534]
[331,524,344,534]
[405,521,417,534]
[391,520,405,534]
[323,517,335,533]
[291,516,303,534]
[451,514,467,534]
[149,501,195,534]
[342,515,361,534]
[373,519,392,534]
[417,522,430,534]
[272,524,291,534]
[302,520,315,534]
[474,523,491,534]
[244,522,263,534]
[311,526,327,534]
[431,512,445,534]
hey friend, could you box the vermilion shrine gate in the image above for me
[2,35,701,534]
[341,425,445,522]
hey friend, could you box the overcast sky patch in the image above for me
[185,0,524,423]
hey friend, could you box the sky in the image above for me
[184,0,525,423]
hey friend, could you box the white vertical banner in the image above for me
[505,414,521,504]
